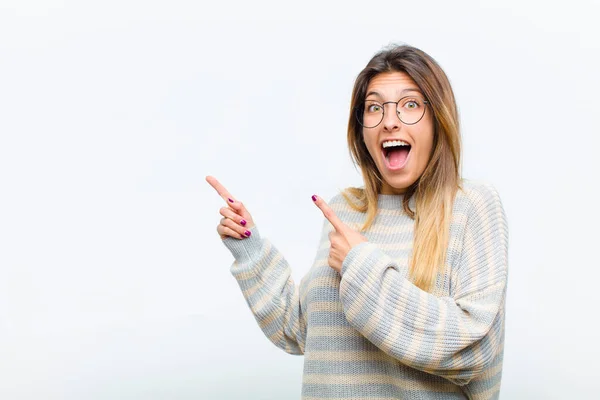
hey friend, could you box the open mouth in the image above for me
[381,140,411,170]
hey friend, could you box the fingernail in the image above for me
[228,198,234,203]
[240,219,247,226]
[312,195,317,202]
[244,230,251,237]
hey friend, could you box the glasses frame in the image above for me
[356,96,430,128]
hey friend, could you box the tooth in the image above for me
[383,140,409,148]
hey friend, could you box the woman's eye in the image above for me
[368,104,382,112]
[405,101,418,109]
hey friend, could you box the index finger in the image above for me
[312,195,348,233]
[205,175,235,204]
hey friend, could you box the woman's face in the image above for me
[362,71,435,195]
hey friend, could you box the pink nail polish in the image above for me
[312,195,317,202]
[244,230,251,237]
[240,219,247,226]
[228,198,234,203]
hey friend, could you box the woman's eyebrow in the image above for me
[366,88,422,98]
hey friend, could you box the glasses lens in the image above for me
[360,100,383,128]
[397,96,426,125]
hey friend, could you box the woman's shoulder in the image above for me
[456,179,504,215]
[455,179,509,250]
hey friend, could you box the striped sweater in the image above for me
[222,180,509,399]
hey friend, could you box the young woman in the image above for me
[207,44,509,400]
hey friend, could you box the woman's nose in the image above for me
[382,103,401,131]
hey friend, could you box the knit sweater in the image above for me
[222,180,509,400]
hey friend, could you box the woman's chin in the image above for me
[380,179,410,195]
[380,171,420,194]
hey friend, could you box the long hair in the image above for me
[342,44,461,292]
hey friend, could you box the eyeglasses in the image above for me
[356,95,430,128]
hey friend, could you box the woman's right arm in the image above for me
[222,226,308,355]
[207,176,309,355]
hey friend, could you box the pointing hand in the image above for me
[206,175,255,240]
[312,195,368,274]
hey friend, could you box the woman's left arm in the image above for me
[339,186,508,386]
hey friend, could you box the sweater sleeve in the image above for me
[338,185,509,386]
[222,226,308,355]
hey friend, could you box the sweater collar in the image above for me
[376,193,416,210]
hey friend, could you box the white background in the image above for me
[1,0,599,399]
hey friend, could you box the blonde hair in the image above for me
[343,45,461,292]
